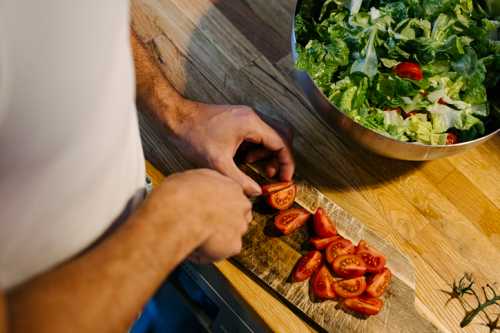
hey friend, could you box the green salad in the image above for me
[295,0,500,144]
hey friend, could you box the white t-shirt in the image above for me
[0,1,146,289]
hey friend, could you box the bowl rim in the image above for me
[290,2,500,149]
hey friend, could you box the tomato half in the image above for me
[394,62,424,80]
[333,276,367,298]
[332,254,367,278]
[313,207,337,237]
[356,240,386,273]
[292,251,323,282]
[266,185,297,210]
[326,239,355,264]
[274,208,310,235]
[311,265,336,299]
[310,236,342,250]
[366,268,392,297]
[343,297,384,316]
[261,181,294,195]
[446,132,458,145]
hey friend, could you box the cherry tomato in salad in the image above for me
[311,265,337,299]
[261,181,294,195]
[313,207,337,237]
[266,184,297,210]
[394,62,424,81]
[332,254,367,278]
[333,276,367,298]
[446,132,459,145]
[274,208,310,235]
[310,236,342,250]
[366,268,392,298]
[326,239,355,264]
[292,251,323,282]
[356,240,386,274]
[343,296,384,316]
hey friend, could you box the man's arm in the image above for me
[131,32,295,197]
[0,290,6,333]
[6,187,206,333]
[6,170,250,333]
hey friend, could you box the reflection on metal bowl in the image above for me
[290,4,500,161]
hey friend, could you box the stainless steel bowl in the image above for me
[290,4,500,161]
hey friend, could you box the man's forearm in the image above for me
[7,198,206,333]
[131,30,192,135]
[0,291,6,333]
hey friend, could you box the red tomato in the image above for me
[332,254,367,278]
[366,268,392,297]
[326,239,355,264]
[438,97,447,105]
[356,240,386,273]
[292,251,323,282]
[333,276,367,298]
[343,296,384,316]
[310,236,342,250]
[274,208,310,235]
[313,207,337,237]
[446,132,458,145]
[311,265,336,299]
[261,181,294,195]
[394,62,424,81]
[266,185,297,210]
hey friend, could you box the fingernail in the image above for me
[250,186,262,197]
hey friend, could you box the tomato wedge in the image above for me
[274,208,310,235]
[311,265,336,299]
[266,185,297,210]
[343,296,384,316]
[310,236,342,250]
[292,251,323,282]
[446,132,458,145]
[332,254,367,278]
[261,181,294,195]
[333,276,367,298]
[356,240,386,274]
[313,207,337,237]
[366,268,392,297]
[326,239,355,264]
[394,62,423,80]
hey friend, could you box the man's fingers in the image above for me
[245,117,295,181]
[212,156,262,197]
[265,158,280,178]
[245,147,272,163]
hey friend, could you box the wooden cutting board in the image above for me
[233,165,438,333]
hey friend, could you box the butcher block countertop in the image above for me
[133,1,500,332]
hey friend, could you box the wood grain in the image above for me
[133,1,500,332]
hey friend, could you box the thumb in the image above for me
[215,157,262,197]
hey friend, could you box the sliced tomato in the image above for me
[394,62,423,81]
[274,208,310,235]
[326,239,355,264]
[366,268,392,297]
[261,181,294,195]
[266,185,296,210]
[356,240,386,273]
[343,296,384,316]
[333,276,367,298]
[313,207,337,237]
[332,254,367,278]
[446,132,458,145]
[292,251,323,282]
[310,236,342,250]
[311,265,336,299]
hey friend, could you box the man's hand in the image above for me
[131,32,295,196]
[147,169,252,263]
[170,101,294,197]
